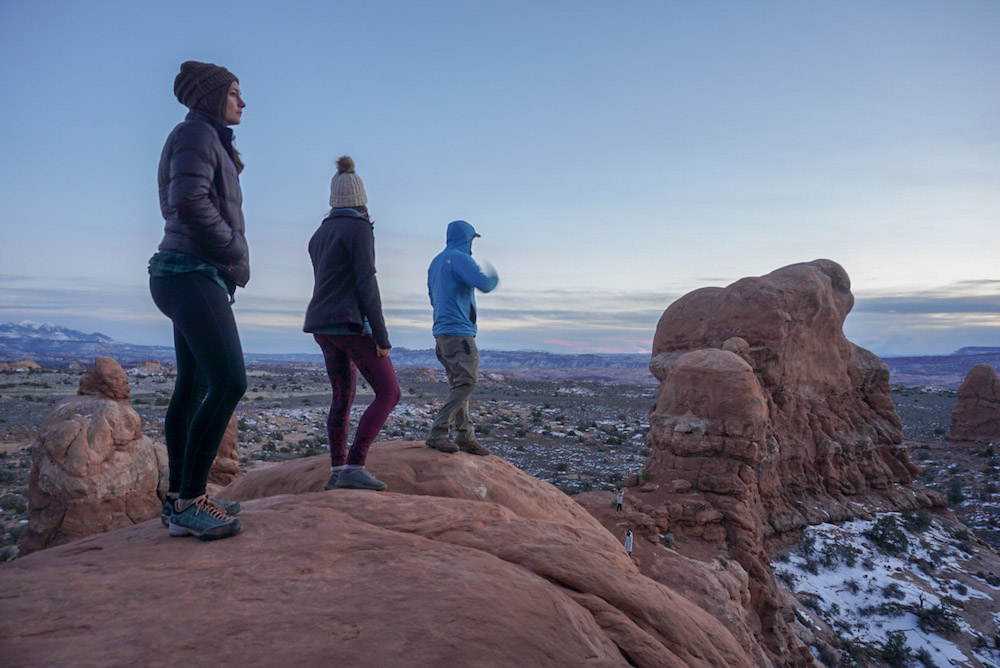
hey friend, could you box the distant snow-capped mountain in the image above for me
[0,321,115,343]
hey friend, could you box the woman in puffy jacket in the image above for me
[303,156,401,492]
[148,61,248,541]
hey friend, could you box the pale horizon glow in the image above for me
[1,1,998,357]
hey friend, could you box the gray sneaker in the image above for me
[168,496,242,541]
[456,439,491,456]
[161,496,241,527]
[426,437,459,453]
[324,467,346,491]
[335,468,387,491]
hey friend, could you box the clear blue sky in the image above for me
[1,0,998,356]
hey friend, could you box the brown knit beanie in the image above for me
[174,61,238,112]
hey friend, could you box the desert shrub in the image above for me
[954,583,968,596]
[775,568,797,589]
[913,604,960,636]
[155,396,170,406]
[877,631,912,667]
[881,582,904,599]
[864,516,908,555]
[640,468,651,482]
[809,643,836,667]
[914,646,939,667]
[555,462,568,472]
[902,510,932,533]
[820,542,859,568]
[843,578,860,594]
[798,535,816,557]
[859,601,906,618]
[0,494,27,514]
[947,479,965,505]
[515,428,526,437]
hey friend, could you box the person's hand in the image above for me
[377,347,391,358]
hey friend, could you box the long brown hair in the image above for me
[198,85,244,174]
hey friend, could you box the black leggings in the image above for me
[150,271,247,499]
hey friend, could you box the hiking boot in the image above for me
[161,496,241,526]
[456,438,491,456]
[168,495,243,541]
[334,468,387,491]
[425,437,459,453]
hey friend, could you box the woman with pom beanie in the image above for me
[304,156,401,491]
[148,60,248,540]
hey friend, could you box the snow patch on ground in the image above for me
[772,513,1000,666]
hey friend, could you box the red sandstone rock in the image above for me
[949,363,1000,442]
[77,356,131,401]
[207,414,241,486]
[18,384,161,554]
[1,443,754,668]
[645,259,929,658]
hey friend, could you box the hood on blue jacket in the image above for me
[445,220,479,253]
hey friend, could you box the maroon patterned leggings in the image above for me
[314,333,401,467]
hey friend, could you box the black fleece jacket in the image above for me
[303,210,390,349]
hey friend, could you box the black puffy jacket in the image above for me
[157,109,250,287]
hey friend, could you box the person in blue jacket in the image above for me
[425,220,499,455]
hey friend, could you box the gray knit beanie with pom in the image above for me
[329,156,368,208]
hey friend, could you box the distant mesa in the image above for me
[643,258,935,657]
[0,358,40,372]
[129,359,172,376]
[949,363,1000,442]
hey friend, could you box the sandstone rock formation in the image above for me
[18,357,161,554]
[0,358,41,372]
[645,259,934,656]
[130,359,171,376]
[78,355,131,401]
[949,363,1000,442]
[207,414,241,486]
[2,443,755,668]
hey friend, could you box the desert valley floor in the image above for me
[0,364,997,559]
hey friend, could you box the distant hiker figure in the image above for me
[149,61,247,541]
[624,529,633,556]
[425,221,499,455]
[616,488,625,512]
[304,157,401,492]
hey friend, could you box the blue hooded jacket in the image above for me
[428,220,499,337]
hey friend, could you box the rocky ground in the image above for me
[0,367,996,560]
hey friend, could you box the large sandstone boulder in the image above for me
[949,363,1000,442]
[645,260,934,657]
[18,357,161,555]
[207,414,241,486]
[1,442,755,668]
